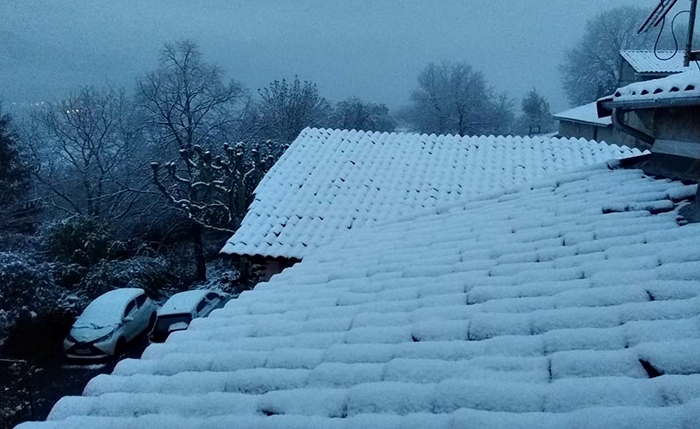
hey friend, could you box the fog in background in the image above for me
[1,0,660,113]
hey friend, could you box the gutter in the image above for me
[602,96,700,111]
[611,108,654,147]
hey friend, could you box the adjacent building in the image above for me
[221,128,638,279]
[598,68,700,219]
[553,101,614,141]
[556,49,693,147]
[618,49,688,87]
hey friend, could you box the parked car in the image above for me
[150,290,230,342]
[63,288,157,361]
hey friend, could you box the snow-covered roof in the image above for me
[553,102,612,127]
[602,69,700,108]
[620,50,690,75]
[221,128,640,259]
[21,162,700,428]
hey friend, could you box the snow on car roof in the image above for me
[159,290,213,315]
[221,128,640,259]
[75,288,145,326]
[21,162,700,428]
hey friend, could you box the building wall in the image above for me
[558,120,644,149]
[652,106,700,143]
[262,258,298,281]
[619,61,638,88]
[558,121,597,141]
[229,254,300,284]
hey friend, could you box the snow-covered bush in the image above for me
[0,252,58,312]
[0,252,61,340]
[43,215,119,266]
[78,256,177,300]
[193,259,242,294]
[51,262,87,291]
[0,232,41,253]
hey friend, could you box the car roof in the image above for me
[76,288,145,325]
[159,290,218,315]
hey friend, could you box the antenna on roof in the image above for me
[638,0,679,33]
[639,0,699,67]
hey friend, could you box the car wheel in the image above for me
[114,337,127,357]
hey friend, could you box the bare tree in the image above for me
[327,97,395,132]
[257,76,331,143]
[138,40,249,281]
[25,87,147,223]
[407,61,513,136]
[138,40,246,154]
[560,6,657,106]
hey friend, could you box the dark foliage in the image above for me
[78,256,177,301]
[43,215,117,267]
[326,97,395,132]
[406,61,514,136]
[0,105,36,233]
[257,76,331,143]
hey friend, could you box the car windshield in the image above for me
[72,321,120,330]
[74,300,127,329]
[155,314,192,332]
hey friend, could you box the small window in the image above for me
[124,300,136,318]
[196,300,208,313]
[135,294,147,308]
[206,293,219,301]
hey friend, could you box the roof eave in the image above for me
[597,96,700,117]
[553,116,612,127]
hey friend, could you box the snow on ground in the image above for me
[17,160,700,428]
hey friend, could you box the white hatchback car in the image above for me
[63,288,157,360]
[150,290,229,342]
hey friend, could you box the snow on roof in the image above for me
[553,102,612,127]
[20,162,700,428]
[605,68,700,106]
[159,290,211,315]
[221,128,640,259]
[620,50,690,75]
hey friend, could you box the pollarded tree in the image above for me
[257,76,331,143]
[560,6,657,106]
[327,97,395,132]
[407,61,513,136]
[150,140,284,234]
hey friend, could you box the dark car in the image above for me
[150,290,229,343]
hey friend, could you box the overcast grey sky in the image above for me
[0,0,662,113]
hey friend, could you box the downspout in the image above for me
[611,108,655,147]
